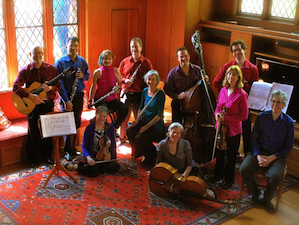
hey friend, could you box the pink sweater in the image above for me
[215,87,248,137]
[94,65,117,102]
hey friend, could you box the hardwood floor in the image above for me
[1,161,299,224]
[224,185,299,225]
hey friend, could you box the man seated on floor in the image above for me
[240,90,294,213]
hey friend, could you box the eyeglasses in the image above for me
[232,48,242,53]
[271,100,283,105]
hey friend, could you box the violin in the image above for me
[216,107,228,151]
[96,124,112,161]
[149,163,235,205]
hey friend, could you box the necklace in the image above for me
[148,88,158,96]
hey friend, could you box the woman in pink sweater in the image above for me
[208,65,248,189]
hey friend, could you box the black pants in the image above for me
[26,100,54,163]
[126,119,166,164]
[214,134,240,185]
[95,99,128,129]
[77,160,120,177]
[240,151,286,201]
[60,91,84,129]
[171,99,184,124]
[125,92,142,117]
[242,109,252,156]
[120,92,142,139]
[60,92,84,154]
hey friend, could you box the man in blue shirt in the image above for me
[240,90,294,213]
[55,36,91,158]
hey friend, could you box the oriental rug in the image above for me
[0,149,298,225]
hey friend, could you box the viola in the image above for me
[96,124,112,161]
[216,107,228,151]
[149,163,235,205]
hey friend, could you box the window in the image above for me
[239,0,298,21]
[14,0,44,71]
[53,0,78,61]
[0,0,79,91]
[270,0,296,19]
[0,0,8,90]
[240,0,263,15]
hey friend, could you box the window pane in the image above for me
[14,0,44,71]
[240,0,264,15]
[271,0,297,19]
[0,0,8,89]
[53,0,78,61]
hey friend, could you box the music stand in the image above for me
[39,112,78,188]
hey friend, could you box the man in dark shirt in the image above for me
[13,46,61,166]
[164,46,207,124]
[240,90,294,213]
[213,39,259,156]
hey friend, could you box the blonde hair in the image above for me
[222,65,244,89]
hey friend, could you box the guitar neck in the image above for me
[31,67,73,95]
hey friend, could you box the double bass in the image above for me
[180,30,216,163]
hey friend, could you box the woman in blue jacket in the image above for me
[64,106,120,176]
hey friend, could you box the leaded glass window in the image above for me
[0,0,8,89]
[14,0,44,71]
[53,0,78,61]
[240,0,264,15]
[271,0,297,19]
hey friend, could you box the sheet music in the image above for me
[265,82,294,113]
[248,82,272,111]
[40,112,76,138]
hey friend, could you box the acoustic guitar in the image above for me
[12,67,74,115]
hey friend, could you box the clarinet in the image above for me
[69,68,81,102]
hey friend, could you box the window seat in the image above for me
[0,110,95,167]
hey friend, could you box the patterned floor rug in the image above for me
[0,153,298,225]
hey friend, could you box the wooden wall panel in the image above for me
[185,0,217,64]
[85,0,147,89]
[145,0,186,82]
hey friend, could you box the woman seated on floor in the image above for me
[156,122,199,177]
[64,106,120,176]
[126,70,166,165]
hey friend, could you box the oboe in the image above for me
[69,68,80,102]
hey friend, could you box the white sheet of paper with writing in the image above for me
[248,81,294,114]
[40,112,76,138]
[248,82,272,111]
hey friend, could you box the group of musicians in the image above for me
[13,36,294,213]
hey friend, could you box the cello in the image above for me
[149,163,234,205]
[180,30,216,163]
